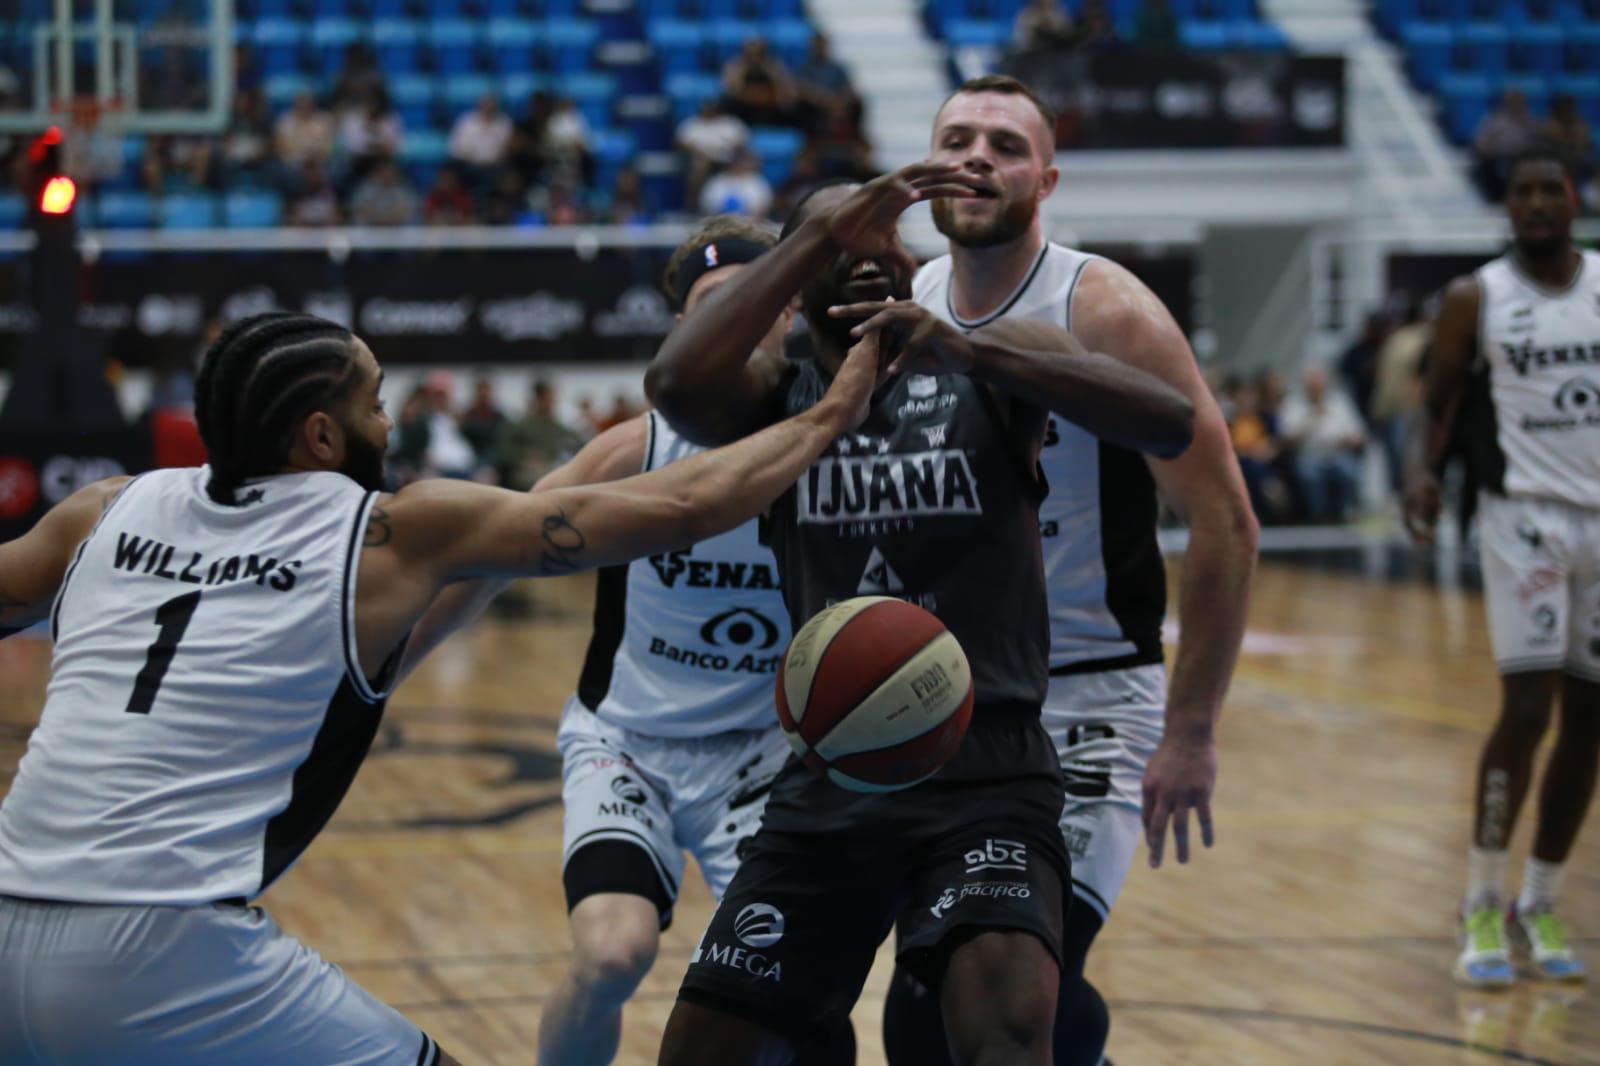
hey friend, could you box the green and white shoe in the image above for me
[1455,902,1515,987]
[1511,904,1587,982]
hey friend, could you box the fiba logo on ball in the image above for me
[734,903,785,948]
[609,775,647,805]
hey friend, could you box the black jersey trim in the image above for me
[576,564,629,711]
[1063,254,1096,332]
[946,244,1050,330]
[1049,645,1165,677]
[340,491,388,704]
[50,473,147,643]
[260,664,395,891]
[1097,441,1168,659]
[644,411,659,473]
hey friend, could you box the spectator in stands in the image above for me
[774,143,825,220]
[169,138,221,192]
[142,45,204,112]
[1280,367,1367,523]
[541,96,595,187]
[794,33,861,136]
[1132,0,1180,50]
[331,44,385,115]
[1077,0,1119,51]
[1013,0,1077,50]
[233,43,262,94]
[607,166,650,224]
[508,91,558,188]
[1543,94,1594,192]
[494,379,586,489]
[459,378,507,465]
[480,169,529,225]
[1473,89,1540,202]
[677,98,750,210]
[222,88,273,186]
[1337,309,1392,429]
[63,108,125,192]
[424,166,476,225]
[274,91,335,171]
[1371,294,1430,490]
[575,395,600,437]
[349,158,421,226]
[287,160,343,226]
[418,371,478,479]
[699,150,772,218]
[339,88,404,186]
[449,93,514,192]
[138,147,168,197]
[722,37,797,129]
[539,178,590,226]
[1227,377,1288,521]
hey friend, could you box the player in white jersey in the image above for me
[862,76,1259,1066]
[0,290,890,1064]
[534,217,856,1065]
[1405,149,1600,987]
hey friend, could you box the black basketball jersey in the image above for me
[763,360,1049,713]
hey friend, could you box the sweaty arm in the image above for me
[396,417,651,679]
[357,336,879,671]
[1403,276,1478,545]
[1072,261,1258,867]
[0,477,131,638]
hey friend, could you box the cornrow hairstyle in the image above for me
[193,311,362,505]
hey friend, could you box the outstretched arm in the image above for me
[395,417,652,679]
[1403,276,1478,546]
[0,477,130,639]
[646,162,979,445]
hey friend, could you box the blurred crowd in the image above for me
[1010,0,1185,55]
[2,30,869,227]
[1471,88,1597,209]
[1214,293,1431,525]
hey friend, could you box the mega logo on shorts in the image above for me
[692,903,785,981]
[964,838,1027,873]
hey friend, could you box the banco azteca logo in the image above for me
[734,903,785,948]
[610,775,647,805]
[700,606,781,650]
[1554,376,1600,414]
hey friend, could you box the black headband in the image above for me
[669,238,770,308]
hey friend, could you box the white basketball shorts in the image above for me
[0,895,438,1065]
[1478,493,1600,682]
[556,697,791,926]
[1042,663,1167,921]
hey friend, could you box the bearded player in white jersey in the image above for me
[856,76,1259,1066]
[532,217,849,1065]
[0,273,894,1063]
[1405,149,1600,987]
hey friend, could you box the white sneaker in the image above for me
[1510,903,1587,982]
[1455,901,1515,988]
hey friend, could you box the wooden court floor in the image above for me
[1,555,1596,1065]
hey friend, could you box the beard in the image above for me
[1514,231,1569,261]
[341,428,388,491]
[932,193,1037,248]
[800,262,914,355]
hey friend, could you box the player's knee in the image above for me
[570,897,660,1002]
[1501,673,1560,725]
[944,935,1056,1065]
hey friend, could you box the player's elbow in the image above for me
[1146,391,1196,460]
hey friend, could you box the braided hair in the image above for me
[193,311,362,505]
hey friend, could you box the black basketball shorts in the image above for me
[675,709,1068,1043]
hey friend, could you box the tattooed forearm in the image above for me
[536,509,587,575]
[364,506,393,548]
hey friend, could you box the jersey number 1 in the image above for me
[125,591,202,715]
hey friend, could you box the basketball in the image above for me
[775,597,975,793]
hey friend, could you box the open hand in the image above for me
[1141,732,1217,869]
[827,298,976,377]
[1402,471,1442,547]
[822,162,981,257]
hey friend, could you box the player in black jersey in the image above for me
[645,165,1194,1065]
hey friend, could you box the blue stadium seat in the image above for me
[390,73,439,127]
[264,73,318,112]
[615,93,674,150]
[484,0,531,14]
[647,20,706,76]
[373,19,422,76]
[399,128,449,187]
[489,18,540,75]
[1511,24,1564,77]
[1231,20,1290,51]
[95,191,158,229]
[253,18,306,76]
[637,150,685,213]
[546,18,601,74]
[764,18,812,68]
[369,0,415,17]
[1568,26,1600,74]
[562,71,619,127]
[1415,0,1472,22]
[500,72,546,111]
[311,17,366,81]
[944,18,1010,49]
[1379,0,1419,35]
[591,127,638,190]
[441,73,497,114]
[1439,74,1493,143]
[1455,22,1508,80]
[161,192,219,230]
[1502,75,1552,116]
[429,17,482,75]
[665,72,721,123]
[1179,19,1232,50]
[708,19,763,63]
[223,190,284,228]
[750,125,804,185]
[0,193,25,230]
[1554,74,1600,125]
[1402,22,1452,91]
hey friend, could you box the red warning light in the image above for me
[40,176,77,215]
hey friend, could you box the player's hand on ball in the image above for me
[827,298,976,376]
[826,329,886,431]
[1141,732,1217,868]
[822,162,981,256]
[1401,471,1442,547]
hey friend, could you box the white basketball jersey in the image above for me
[1474,250,1600,507]
[575,412,790,737]
[0,467,396,905]
[916,244,1166,674]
